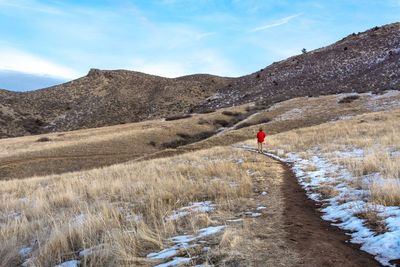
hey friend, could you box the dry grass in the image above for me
[0,105,251,180]
[0,146,254,266]
[260,108,400,207]
[369,180,400,206]
[314,184,339,199]
[3,91,398,181]
[354,206,388,234]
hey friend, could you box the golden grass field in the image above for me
[1,91,399,266]
[0,146,299,266]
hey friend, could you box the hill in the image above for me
[1,22,399,138]
[193,22,400,111]
[0,70,231,138]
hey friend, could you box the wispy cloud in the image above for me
[0,0,63,15]
[195,32,216,40]
[0,47,79,79]
[250,13,302,32]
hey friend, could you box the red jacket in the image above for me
[257,131,266,142]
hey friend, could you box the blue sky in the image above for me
[0,0,399,90]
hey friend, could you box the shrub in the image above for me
[222,111,242,117]
[338,95,360,104]
[165,114,191,121]
[161,131,215,148]
[213,119,230,127]
[176,133,191,139]
[197,118,209,125]
[37,137,51,142]
[148,141,156,147]
[197,109,215,114]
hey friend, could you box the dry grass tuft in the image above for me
[314,185,339,199]
[369,181,400,206]
[354,206,388,234]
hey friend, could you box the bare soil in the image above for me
[278,155,380,266]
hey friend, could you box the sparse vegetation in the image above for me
[214,119,230,127]
[161,131,215,148]
[36,137,51,142]
[148,141,156,147]
[197,118,209,125]
[165,114,192,121]
[354,206,388,234]
[222,111,242,117]
[235,117,271,129]
[338,95,360,103]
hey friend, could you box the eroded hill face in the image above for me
[1,23,399,138]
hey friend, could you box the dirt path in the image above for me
[263,151,381,266]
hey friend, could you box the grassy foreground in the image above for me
[0,146,258,266]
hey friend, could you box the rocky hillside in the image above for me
[0,70,231,138]
[1,22,399,138]
[193,22,400,111]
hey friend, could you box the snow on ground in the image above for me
[70,214,86,226]
[147,225,225,266]
[166,201,216,221]
[365,90,400,112]
[282,152,400,266]
[273,108,305,121]
[54,260,80,267]
[237,144,400,266]
[155,257,192,267]
[19,247,32,258]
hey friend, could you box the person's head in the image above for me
[259,127,263,131]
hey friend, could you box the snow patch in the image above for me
[155,257,191,267]
[54,260,80,267]
[19,247,32,258]
[147,225,225,265]
[198,226,225,237]
[166,201,216,221]
[273,108,304,121]
[70,214,86,226]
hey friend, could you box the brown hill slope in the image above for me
[193,22,400,111]
[1,22,399,138]
[0,70,231,137]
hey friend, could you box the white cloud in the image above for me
[250,13,302,32]
[131,60,188,78]
[0,47,80,79]
[130,50,239,78]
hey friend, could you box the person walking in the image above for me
[257,127,266,153]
